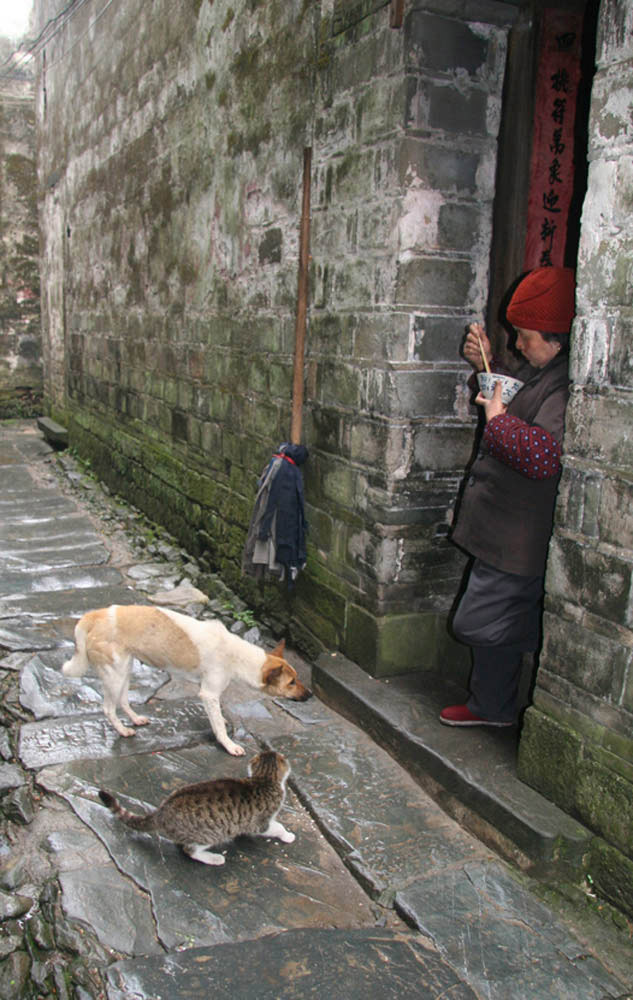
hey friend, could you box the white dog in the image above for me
[62,604,311,754]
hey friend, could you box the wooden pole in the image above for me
[390,0,404,28]
[290,147,312,445]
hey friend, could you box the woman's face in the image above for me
[514,327,561,368]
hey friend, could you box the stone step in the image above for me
[36,416,68,448]
[313,651,592,873]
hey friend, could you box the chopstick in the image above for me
[477,334,491,374]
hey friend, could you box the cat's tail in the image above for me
[98,790,155,831]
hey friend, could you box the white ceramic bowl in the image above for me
[477,372,524,405]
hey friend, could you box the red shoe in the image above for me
[439,704,514,727]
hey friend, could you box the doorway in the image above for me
[486,0,600,363]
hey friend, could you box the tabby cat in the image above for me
[98,749,295,865]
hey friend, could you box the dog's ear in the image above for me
[262,664,283,685]
[270,638,286,658]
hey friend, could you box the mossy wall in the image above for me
[34,0,517,674]
[518,1,633,915]
[0,43,40,418]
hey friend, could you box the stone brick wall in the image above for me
[34,0,517,673]
[518,0,633,916]
[36,0,316,610]
[304,1,514,672]
[0,41,40,418]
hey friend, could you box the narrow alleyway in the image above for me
[0,421,631,999]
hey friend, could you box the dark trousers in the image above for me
[451,559,544,722]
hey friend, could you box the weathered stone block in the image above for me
[437,202,482,252]
[316,360,362,409]
[308,407,344,455]
[622,650,633,716]
[598,474,633,551]
[258,227,282,264]
[539,612,629,703]
[587,837,633,918]
[308,313,356,358]
[316,458,358,510]
[356,199,400,252]
[608,310,633,389]
[581,234,633,309]
[327,148,383,206]
[353,312,411,362]
[588,63,633,150]
[578,750,633,856]
[395,257,475,309]
[314,102,353,146]
[517,707,583,815]
[304,504,334,553]
[547,534,632,628]
[413,423,475,472]
[405,11,490,76]
[410,313,467,362]
[344,603,461,677]
[381,368,470,420]
[565,389,633,471]
[595,2,633,65]
[354,79,408,143]
[398,137,480,195]
[344,604,379,674]
[349,419,388,467]
[333,259,386,310]
[428,83,490,136]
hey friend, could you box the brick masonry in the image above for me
[518,0,633,915]
[34,0,516,678]
[0,42,40,417]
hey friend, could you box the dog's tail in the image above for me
[62,621,90,678]
[98,790,156,831]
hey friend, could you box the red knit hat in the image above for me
[506,266,576,334]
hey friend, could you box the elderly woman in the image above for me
[441,266,575,727]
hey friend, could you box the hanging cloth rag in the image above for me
[242,443,309,585]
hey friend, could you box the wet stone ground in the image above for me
[0,421,631,1000]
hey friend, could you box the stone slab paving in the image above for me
[39,744,378,952]
[19,699,216,769]
[0,582,140,619]
[0,422,631,1000]
[0,564,127,598]
[397,863,626,1000]
[25,661,625,999]
[106,928,479,1000]
[19,651,169,720]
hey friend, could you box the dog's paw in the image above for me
[133,715,150,727]
[225,742,245,756]
[116,725,136,738]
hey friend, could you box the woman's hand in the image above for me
[463,322,492,372]
[475,379,507,422]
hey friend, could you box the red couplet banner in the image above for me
[524,9,583,270]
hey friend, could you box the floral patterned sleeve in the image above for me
[483,413,562,480]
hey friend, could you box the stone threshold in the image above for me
[313,651,592,875]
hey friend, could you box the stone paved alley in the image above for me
[1,420,632,999]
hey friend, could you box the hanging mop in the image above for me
[242,148,311,586]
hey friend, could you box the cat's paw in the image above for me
[186,845,226,865]
[198,852,226,866]
[280,830,295,843]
